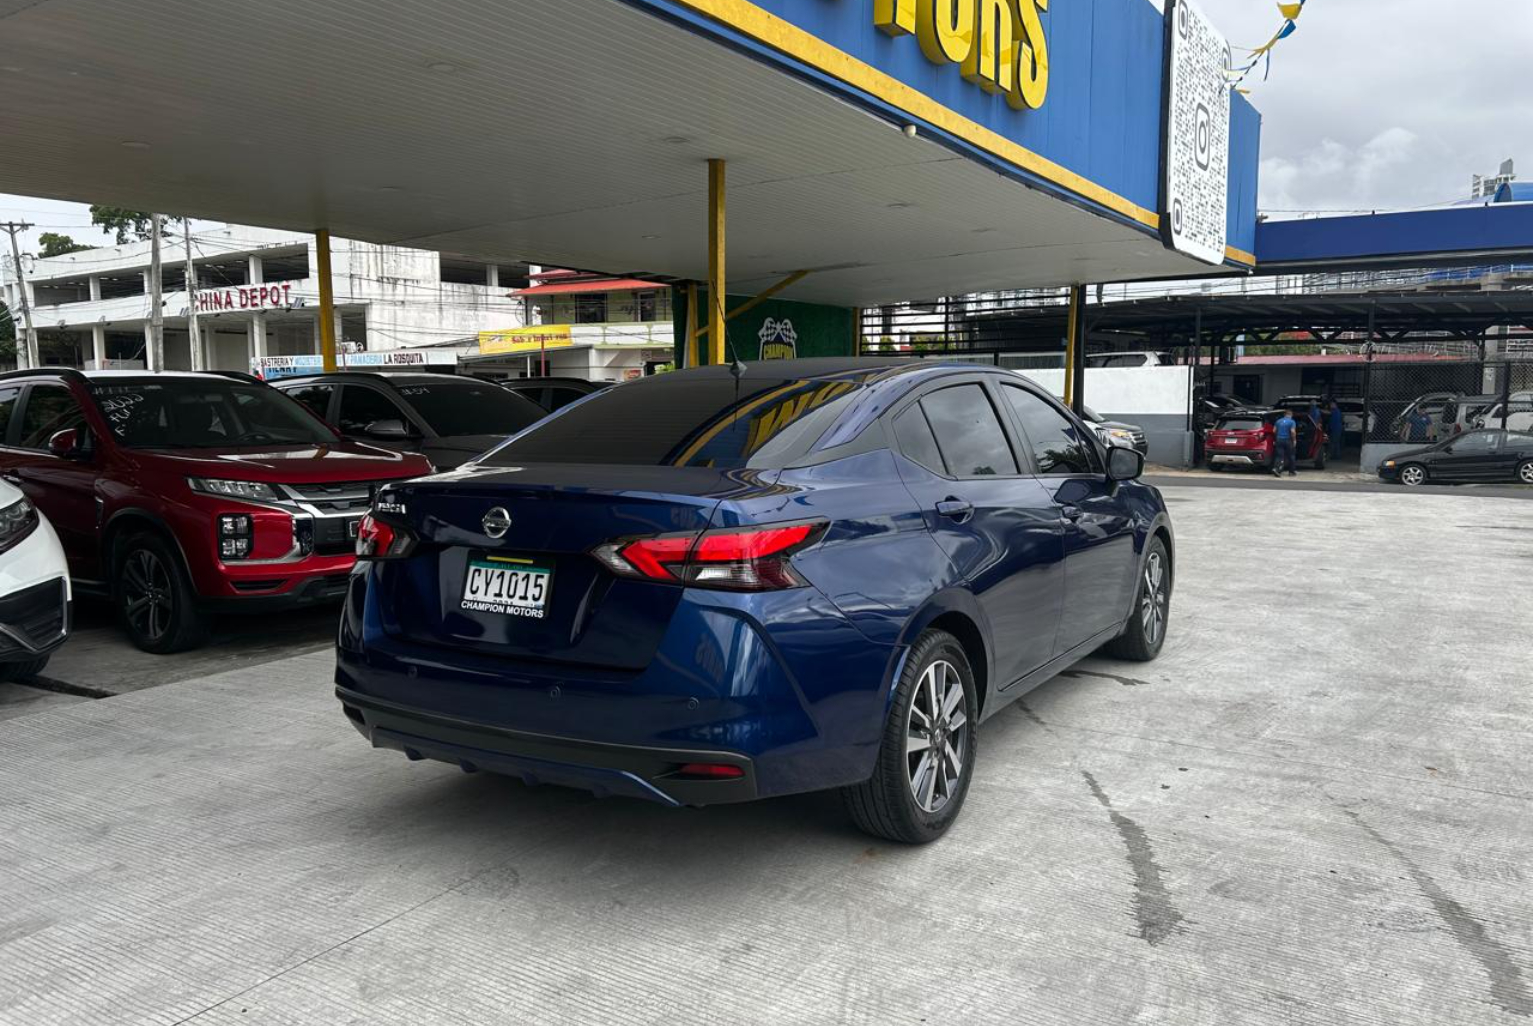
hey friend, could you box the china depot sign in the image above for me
[196,283,297,313]
[875,0,1050,110]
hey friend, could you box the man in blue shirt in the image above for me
[1273,410,1299,477]
[1327,400,1346,461]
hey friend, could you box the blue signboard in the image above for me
[628,0,1259,267]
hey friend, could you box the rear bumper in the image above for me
[1208,451,1270,466]
[335,568,899,804]
[336,685,759,806]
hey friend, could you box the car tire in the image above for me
[1519,461,1533,486]
[1314,446,1327,470]
[115,531,209,654]
[0,655,51,683]
[1208,462,1225,473]
[1398,464,1428,488]
[1104,537,1171,662]
[843,630,978,845]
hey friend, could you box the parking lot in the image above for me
[2,483,1530,1026]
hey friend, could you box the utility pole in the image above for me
[1,221,40,370]
[183,220,202,371]
[148,213,164,371]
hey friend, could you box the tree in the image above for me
[89,206,184,245]
[0,299,15,361]
[37,232,92,258]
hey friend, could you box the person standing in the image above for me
[1273,409,1299,478]
[1328,400,1345,461]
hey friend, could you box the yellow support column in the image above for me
[1064,284,1083,408]
[316,229,338,372]
[685,282,700,369]
[707,159,726,366]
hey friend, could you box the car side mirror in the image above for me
[1106,445,1145,482]
[364,418,414,440]
[48,427,89,460]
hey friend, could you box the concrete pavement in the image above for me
[2,485,1530,1025]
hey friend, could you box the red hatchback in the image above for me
[0,369,432,652]
[1205,409,1326,472]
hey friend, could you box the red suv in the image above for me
[1205,408,1326,472]
[0,369,432,653]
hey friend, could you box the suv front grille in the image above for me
[0,577,68,653]
[281,480,387,515]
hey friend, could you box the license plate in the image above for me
[460,557,552,619]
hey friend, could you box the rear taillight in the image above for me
[592,520,827,592]
[356,512,416,560]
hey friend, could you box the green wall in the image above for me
[671,287,856,366]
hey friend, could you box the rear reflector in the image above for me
[592,520,827,592]
[676,763,745,780]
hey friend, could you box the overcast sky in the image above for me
[1198,0,1529,214]
[2,0,1527,252]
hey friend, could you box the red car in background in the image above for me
[1205,408,1327,472]
[0,369,432,653]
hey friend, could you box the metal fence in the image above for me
[1362,354,1533,445]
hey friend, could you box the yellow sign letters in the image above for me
[876,0,1049,110]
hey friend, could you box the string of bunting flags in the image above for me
[1230,0,1308,89]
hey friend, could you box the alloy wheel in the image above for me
[1401,465,1426,487]
[1141,551,1167,646]
[1520,462,1533,485]
[123,549,173,643]
[905,659,968,814]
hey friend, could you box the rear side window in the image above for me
[920,384,1018,477]
[1001,385,1099,476]
[483,373,867,469]
[892,405,945,475]
[18,385,88,450]
[0,386,19,444]
[285,384,334,420]
[547,387,586,411]
[394,382,544,437]
[337,386,407,434]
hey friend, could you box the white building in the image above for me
[2,224,531,373]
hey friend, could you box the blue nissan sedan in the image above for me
[337,359,1173,843]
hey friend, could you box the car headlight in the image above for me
[0,496,41,555]
[1383,460,1397,468]
[187,477,280,502]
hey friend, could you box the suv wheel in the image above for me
[116,532,209,654]
[843,630,978,845]
[1104,537,1170,662]
[0,656,51,683]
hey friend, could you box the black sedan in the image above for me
[1379,429,1533,487]
[275,372,547,470]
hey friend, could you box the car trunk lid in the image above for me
[370,464,775,670]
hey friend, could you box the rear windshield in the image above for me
[90,378,339,449]
[394,381,545,437]
[1216,416,1272,432]
[481,373,868,469]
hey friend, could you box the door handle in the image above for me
[1060,505,1083,521]
[935,498,974,523]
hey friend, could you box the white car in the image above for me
[1474,392,1533,433]
[0,479,71,682]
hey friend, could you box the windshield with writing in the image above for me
[92,379,339,449]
